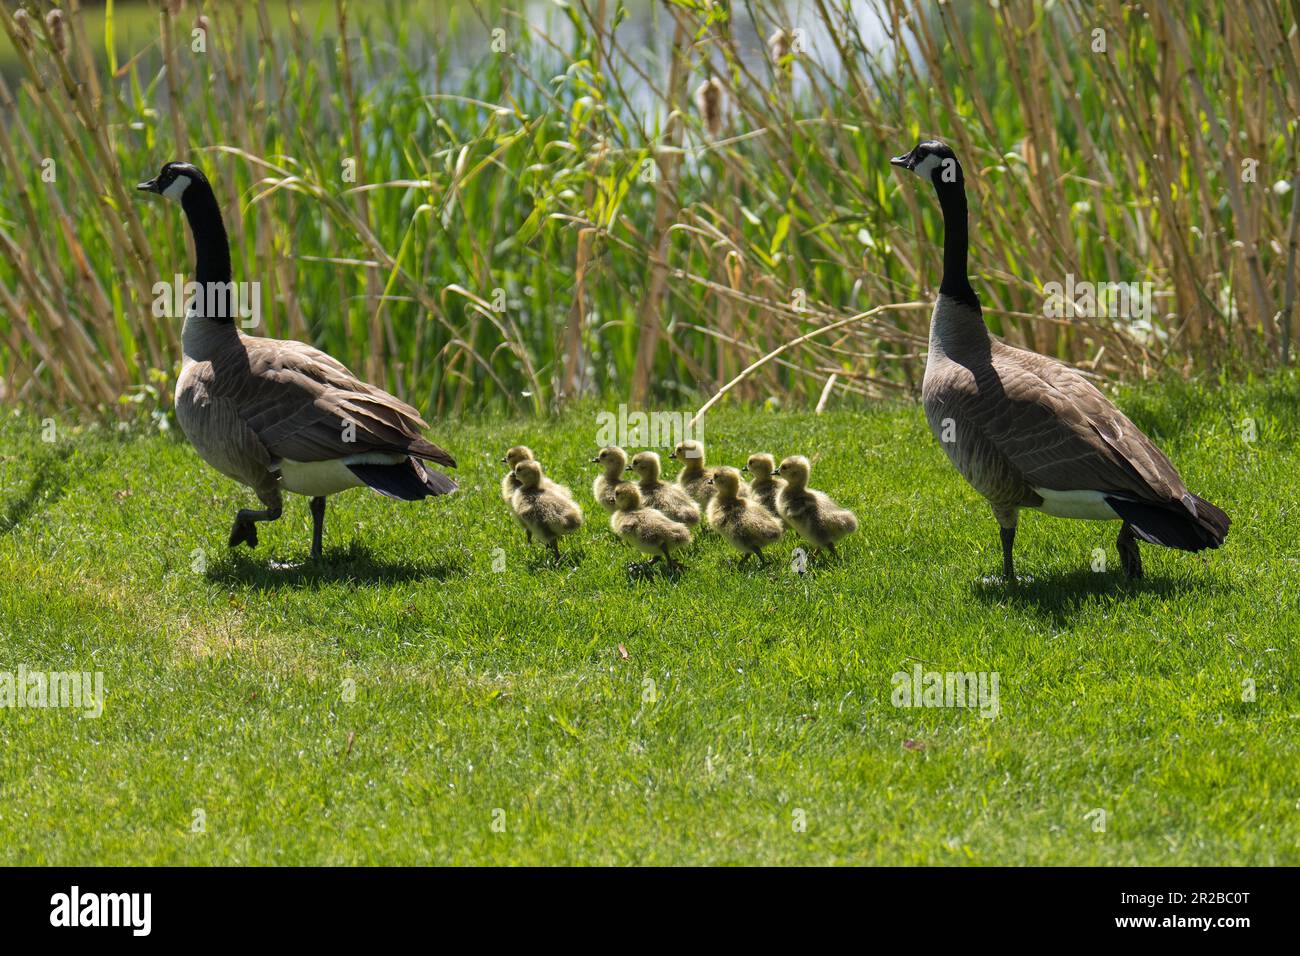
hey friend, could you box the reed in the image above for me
[0,0,1295,419]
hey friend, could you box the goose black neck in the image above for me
[180,181,234,321]
[934,174,979,311]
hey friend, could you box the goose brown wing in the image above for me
[968,345,1188,504]
[209,336,456,466]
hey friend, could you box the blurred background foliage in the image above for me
[0,0,1296,420]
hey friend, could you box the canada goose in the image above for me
[610,484,692,568]
[591,445,630,514]
[669,439,727,506]
[775,456,857,553]
[136,161,456,559]
[741,453,786,517]
[706,467,783,563]
[500,445,559,502]
[627,452,701,526]
[509,460,583,558]
[890,140,1229,580]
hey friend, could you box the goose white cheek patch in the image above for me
[913,152,943,180]
[161,174,192,202]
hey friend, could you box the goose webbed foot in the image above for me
[229,517,258,550]
[1117,522,1143,579]
[229,500,283,551]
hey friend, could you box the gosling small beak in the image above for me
[706,478,714,486]
[136,177,160,193]
[499,457,508,464]
[668,451,677,460]
[740,465,749,473]
[590,457,600,464]
[625,465,635,473]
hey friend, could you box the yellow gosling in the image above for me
[706,467,783,563]
[775,456,857,554]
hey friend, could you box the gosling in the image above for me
[742,452,786,517]
[670,439,720,506]
[627,451,701,526]
[610,484,692,568]
[591,445,630,514]
[775,456,858,554]
[500,445,536,502]
[509,460,583,558]
[706,467,783,564]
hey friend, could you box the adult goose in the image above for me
[137,161,456,559]
[889,140,1228,580]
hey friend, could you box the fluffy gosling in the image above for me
[706,467,783,564]
[775,456,858,554]
[610,484,692,568]
[627,451,701,526]
[742,452,786,517]
[510,460,583,558]
[591,445,629,514]
[669,439,718,506]
[500,445,536,502]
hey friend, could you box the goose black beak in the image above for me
[889,148,917,171]
[590,457,601,464]
[625,466,635,473]
[668,451,678,460]
[740,465,749,473]
[136,178,160,193]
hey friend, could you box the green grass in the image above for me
[0,376,1297,865]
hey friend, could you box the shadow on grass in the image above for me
[522,546,587,573]
[624,558,688,583]
[206,540,468,589]
[970,567,1231,626]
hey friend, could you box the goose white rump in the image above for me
[1032,488,1121,521]
[275,454,408,497]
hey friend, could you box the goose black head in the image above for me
[136,161,209,204]
[890,140,962,189]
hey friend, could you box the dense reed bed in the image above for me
[0,0,1296,418]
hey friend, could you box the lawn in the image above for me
[0,376,1297,865]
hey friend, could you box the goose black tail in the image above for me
[349,458,458,501]
[1104,494,1229,552]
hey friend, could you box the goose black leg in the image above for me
[991,506,1018,583]
[229,493,283,550]
[309,496,327,559]
[999,526,1016,582]
[1117,521,1143,579]
[549,540,561,561]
